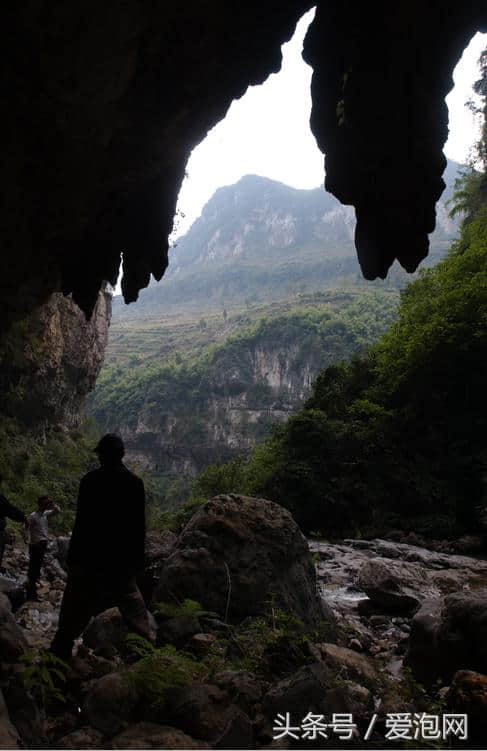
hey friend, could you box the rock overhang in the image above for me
[3,0,486,326]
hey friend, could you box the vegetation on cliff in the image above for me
[192,158,487,538]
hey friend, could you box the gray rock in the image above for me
[358,559,420,614]
[155,495,333,630]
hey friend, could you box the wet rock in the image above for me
[0,593,27,660]
[156,495,332,629]
[83,672,137,736]
[55,726,104,749]
[447,670,487,744]
[82,607,129,655]
[358,559,420,614]
[319,643,379,683]
[109,722,209,749]
[0,689,21,750]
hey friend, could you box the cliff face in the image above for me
[117,338,324,476]
[0,291,111,434]
[91,289,398,476]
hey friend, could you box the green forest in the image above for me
[187,148,487,538]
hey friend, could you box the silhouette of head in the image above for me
[94,434,125,463]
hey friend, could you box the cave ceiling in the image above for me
[3,0,487,326]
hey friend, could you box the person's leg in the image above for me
[50,573,95,661]
[26,541,47,598]
[117,576,156,645]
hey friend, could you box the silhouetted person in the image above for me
[25,496,60,600]
[0,474,27,570]
[51,434,155,660]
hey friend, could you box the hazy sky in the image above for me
[171,10,486,239]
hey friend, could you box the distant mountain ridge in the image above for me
[115,162,461,314]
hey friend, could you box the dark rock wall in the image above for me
[3,0,486,331]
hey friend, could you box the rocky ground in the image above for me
[0,498,486,749]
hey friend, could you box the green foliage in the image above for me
[0,418,99,533]
[154,598,217,620]
[124,636,205,709]
[190,195,487,538]
[19,649,69,706]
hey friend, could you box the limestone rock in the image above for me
[109,723,209,749]
[155,495,332,629]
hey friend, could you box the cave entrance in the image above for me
[97,25,486,512]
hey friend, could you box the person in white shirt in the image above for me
[26,496,61,601]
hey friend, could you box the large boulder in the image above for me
[138,530,177,604]
[406,589,487,683]
[0,593,27,661]
[154,495,331,629]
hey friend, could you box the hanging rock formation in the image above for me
[3,0,486,333]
